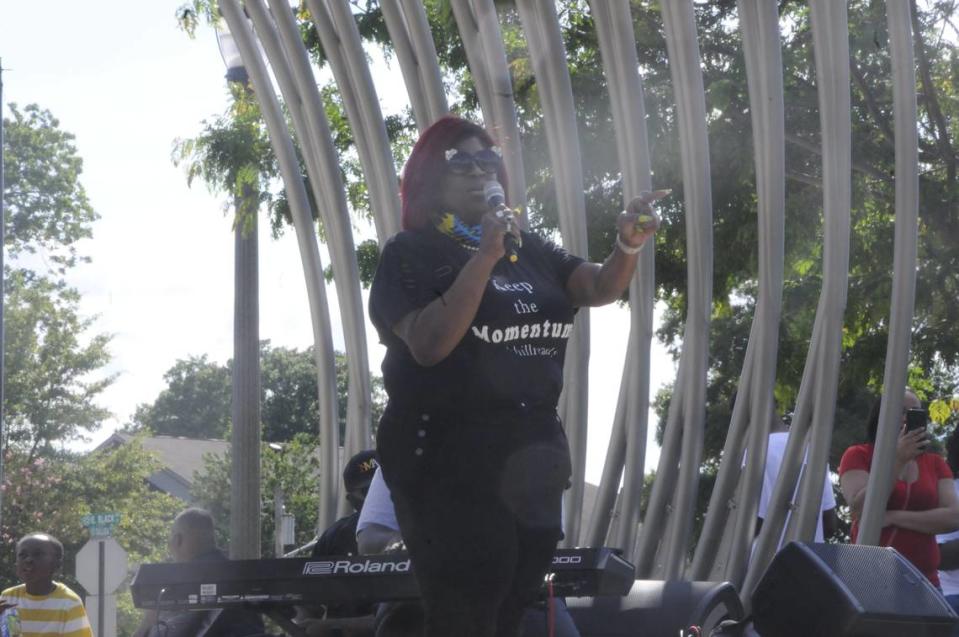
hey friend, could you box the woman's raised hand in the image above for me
[896,424,928,465]
[617,189,669,250]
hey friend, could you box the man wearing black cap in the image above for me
[313,449,379,558]
[296,450,381,636]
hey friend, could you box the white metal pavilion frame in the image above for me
[218,0,921,601]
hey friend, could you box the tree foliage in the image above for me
[132,355,232,440]
[188,433,324,556]
[172,87,278,236]
[2,104,98,272]
[2,103,113,454]
[172,1,959,466]
[645,0,959,465]
[174,2,419,259]
[129,344,386,442]
[0,441,182,636]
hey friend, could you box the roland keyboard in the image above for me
[131,547,635,610]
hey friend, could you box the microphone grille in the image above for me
[483,180,505,206]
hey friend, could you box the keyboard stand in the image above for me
[269,612,378,636]
[268,611,308,637]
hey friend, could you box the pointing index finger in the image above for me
[638,189,672,204]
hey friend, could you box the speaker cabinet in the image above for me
[752,542,957,637]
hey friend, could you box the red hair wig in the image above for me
[400,116,510,230]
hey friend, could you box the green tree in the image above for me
[0,441,182,636]
[3,271,112,457]
[262,344,387,442]
[174,0,959,471]
[2,104,98,272]
[189,433,323,556]
[261,345,323,442]
[132,355,232,439]
[647,0,959,466]
[175,3,419,254]
[130,344,386,442]
[2,103,113,455]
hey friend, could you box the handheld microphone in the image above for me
[484,180,506,208]
[483,180,519,263]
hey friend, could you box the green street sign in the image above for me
[81,512,121,537]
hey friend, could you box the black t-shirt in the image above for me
[369,227,585,413]
[312,511,360,557]
[310,512,372,619]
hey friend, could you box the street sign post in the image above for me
[80,512,121,538]
[76,522,127,637]
[82,595,116,637]
[76,537,126,594]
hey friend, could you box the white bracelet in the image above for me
[615,235,642,255]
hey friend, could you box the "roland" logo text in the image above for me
[302,559,412,576]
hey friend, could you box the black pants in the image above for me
[375,598,581,637]
[377,405,572,637]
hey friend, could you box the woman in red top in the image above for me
[839,389,959,585]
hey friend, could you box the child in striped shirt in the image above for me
[0,533,93,637]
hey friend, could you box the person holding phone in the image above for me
[937,427,959,634]
[839,389,959,585]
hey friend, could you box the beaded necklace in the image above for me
[435,212,482,252]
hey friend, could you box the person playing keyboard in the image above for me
[132,508,265,637]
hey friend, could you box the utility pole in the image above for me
[231,176,260,559]
[216,24,261,559]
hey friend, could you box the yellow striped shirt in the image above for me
[0,582,93,637]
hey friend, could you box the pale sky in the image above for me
[1,1,675,484]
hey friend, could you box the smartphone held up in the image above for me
[906,408,928,432]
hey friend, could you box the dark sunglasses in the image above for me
[444,148,502,175]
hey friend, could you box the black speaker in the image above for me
[566,580,745,637]
[752,541,958,637]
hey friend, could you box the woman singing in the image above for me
[370,116,664,637]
